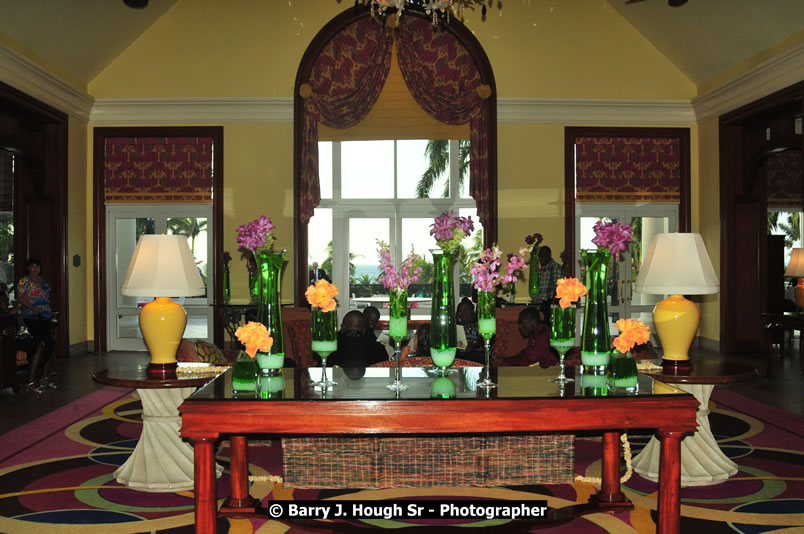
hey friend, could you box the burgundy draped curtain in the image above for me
[299,15,492,227]
[299,17,394,223]
[395,17,491,227]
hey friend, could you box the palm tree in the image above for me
[768,211,802,249]
[353,273,375,285]
[322,240,357,279]
[459,228,484,283]
[167,217,207,254]
[415,139,471,198]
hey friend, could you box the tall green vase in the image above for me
[528,246,541,304]
[580,248,611,374]
[254,250,286,360]
[429,248,457,373]
[222,263,231,303]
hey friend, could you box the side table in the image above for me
[762,312,804,378]
[632,360,757,486]
[93,360,224,492]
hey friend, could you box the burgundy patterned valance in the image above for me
[104,137,214,203]
[396,16,490,227]
[575,137,681,203]
[299,17,394,223]
[763,149,803,209]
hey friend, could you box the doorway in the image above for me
[106,204,213,351]
[576,204,678,340]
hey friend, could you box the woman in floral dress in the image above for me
[16,257,56,385]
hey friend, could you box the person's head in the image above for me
[311,262,319,271]
[456,297,475,324]
[340,310,367,334]
[363,306,380,330]
[414,323,431,356]
[517,306,541,339]
[538,246,552,267]
[26,257,41,276]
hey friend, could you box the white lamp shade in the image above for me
[120,234,206,297]
[635,232,719,295]
[784,248,804,277]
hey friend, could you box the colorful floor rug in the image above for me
[0,388,803,533]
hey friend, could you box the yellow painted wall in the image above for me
[67,117,89,347]
[696,117,721,341]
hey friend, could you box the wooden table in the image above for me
[633,360,757,486]
[180,366,698,533]
[762,312,804,378]
[93,358,224,492]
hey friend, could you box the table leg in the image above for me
[633,384,738,486]
[597,431,626,503]
[220,435,259,516]
[657,430,683,534]
[193,437,218,534]
[114,388,223,491]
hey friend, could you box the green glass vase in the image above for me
[254,250,285,362]
[476,290,496,389]
[311,306,337,389]
[549,304,576,385]
[429,248,457,373]
[231,351,257,395]
[580,249,611,374]
[528,246,541,304]
[388,289,408,391]
[222,263,231,303]
[608,351,638,393]
[259,374,285,399]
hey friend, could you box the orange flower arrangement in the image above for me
[235,321,274,358]
[554,277,587,308]
[305,279,339,313]
[612,318,651,354]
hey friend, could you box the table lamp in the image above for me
[785,248,804,307]
[120,234,205,378]
[634,233,719,374]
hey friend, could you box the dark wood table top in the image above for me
[762,312,804,327]
[93,355,222,389]
[640,360,758,385]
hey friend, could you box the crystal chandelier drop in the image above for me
[353,0,502,26]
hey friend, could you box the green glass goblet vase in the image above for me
[549,304,576,385]
[231,351,257,396]
[311,306,337,389]
[387,289,409,391]
[580,248,612,375]
[476,290,497,389]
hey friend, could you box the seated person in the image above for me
[326,310,388,368]
[500,306,557,368]
[401,322,431,359]
[362,306,381,340]
[456,297,484,365]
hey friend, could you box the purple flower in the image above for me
[430,211,474,252]
[237,216,276,253]
[592,220,633,258]
[222,251,232,264]
[377,240,421,291]
[559,248,571,265]
[471,246,526,292]
[525,233,543,246]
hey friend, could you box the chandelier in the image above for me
[352,0,502,26]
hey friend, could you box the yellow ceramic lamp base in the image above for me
[139,297,187,378]
[653,294,699,374]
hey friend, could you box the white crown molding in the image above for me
[693,43,804,123]
[0,43,94,121]
[497,97,696,126]
[90,96,695,126]
[90,97,294,124]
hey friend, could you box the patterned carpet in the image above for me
[0,387,803,533]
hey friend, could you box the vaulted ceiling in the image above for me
[0,0,802,91]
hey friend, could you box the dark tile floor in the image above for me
[0,341,800,436]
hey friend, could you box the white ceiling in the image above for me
[0,0,802,90]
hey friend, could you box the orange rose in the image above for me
[234,321,274,358]
[612,318,651,353]
[305,279,339,313]
[555,277,587,308]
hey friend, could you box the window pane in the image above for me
[318,141,333,199]
[458,139,471,199]
[167,217,209,299]
[458,207,483,297]
[341,140,394,199]
[349,218,389,305]
[309,207,333,278]
[397,139,449,199]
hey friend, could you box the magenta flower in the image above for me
[237,216,276,254]
[525,233,543,246]
[592,220,632,258]
[471,246,526,292]
[377,240,423,292]
[430,211,474,253]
